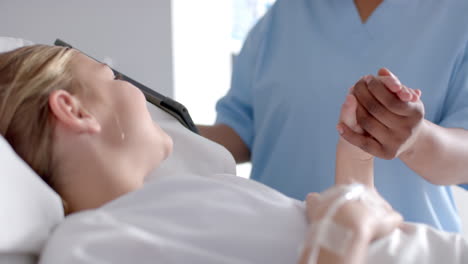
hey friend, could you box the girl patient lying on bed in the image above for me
[0,45,467,264]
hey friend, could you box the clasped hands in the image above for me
[299,68,424,263]
[337,68,425,160]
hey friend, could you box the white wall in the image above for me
[171,0,232,125]
[171,0,255,178]
[0,0,173,96]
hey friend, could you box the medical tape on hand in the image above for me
[306,219,354,256]
[306,184,366,264]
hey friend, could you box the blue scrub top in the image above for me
[216,0,468,232]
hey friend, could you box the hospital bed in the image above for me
[2,36,468,264]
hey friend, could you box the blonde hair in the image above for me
[0,45,78,188]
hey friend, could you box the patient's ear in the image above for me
[49,90,101,133]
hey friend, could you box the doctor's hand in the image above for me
[340,69,426,160]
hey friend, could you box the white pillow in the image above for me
[0,36,63,264]
[0,136,64,257]
[146,102,236,180]
[0,37,33,52]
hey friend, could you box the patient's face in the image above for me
[71,53,173,174]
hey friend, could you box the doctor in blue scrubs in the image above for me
[198,0,468,233]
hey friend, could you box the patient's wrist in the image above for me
[335,138,374,187]
[337,137,373,161]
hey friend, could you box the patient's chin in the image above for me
[164,134,174,159]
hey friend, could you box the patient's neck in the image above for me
[53,138,146,214]
[58,164,143,214]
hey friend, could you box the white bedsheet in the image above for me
[39,173,468,264]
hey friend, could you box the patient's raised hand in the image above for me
[335,92,374,187]
[337,94,372,161]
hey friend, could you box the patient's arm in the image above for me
[302,94,383,264]
[335,94,374,187]
[299,76,409,264]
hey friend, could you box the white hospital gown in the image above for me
[39,173,468,264]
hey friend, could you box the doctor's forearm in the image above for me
[197,124,251,163]
[400,120,468,185]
